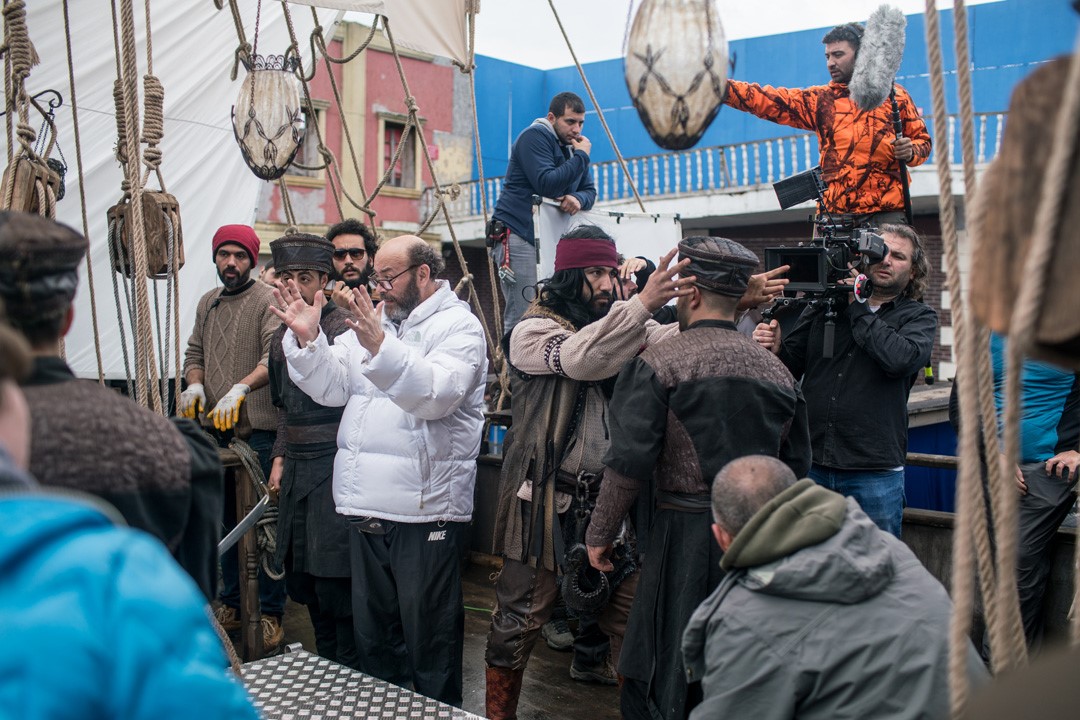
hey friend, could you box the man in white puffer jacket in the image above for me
[272,234,487,707]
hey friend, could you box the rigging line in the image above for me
[3,47,11,165]
[308,8,372,209]
[170,210,181,417]
[108,217,135,399]
[925,4,988,710]
[311,12,379,66]
[954,0,1028,667]
[463,3,509,404]
[382,18,503,367]
[465,5,505,350]
[925,2,1018,713]
[62,0,104,384]
[278,0,344,220]
[546,0,645,213]
[116,0,163,412]
[3,0,39,159]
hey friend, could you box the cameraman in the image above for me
[724,22,930,225]
[753,224,937,536]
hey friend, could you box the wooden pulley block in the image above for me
[0,157,61,215]
[970,55,1080,369]
[107,191,185,279]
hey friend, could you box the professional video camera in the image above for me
[761,166,891,357]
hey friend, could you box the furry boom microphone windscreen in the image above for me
[849,4,908,112]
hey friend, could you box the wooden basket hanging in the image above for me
[107,191,185,279]
[232,56,304,181]
[0,157,61,216]
[624,0,729,150]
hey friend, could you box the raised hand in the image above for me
[619,256,648,280]
[343,284,386,356]
[739,264,790,310]
[570,134,592,156]
[635,247,695,313]
[271,279,323,345]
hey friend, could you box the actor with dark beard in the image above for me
[274,234,487,707]
[327,218,378,307]
[484,224,694,719]
[181,223,288,650]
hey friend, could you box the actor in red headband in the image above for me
[485,224,693,717]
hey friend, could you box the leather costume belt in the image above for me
[284,423,339,445]
[655,490,711,513]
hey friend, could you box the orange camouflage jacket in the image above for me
[724,79,932,215]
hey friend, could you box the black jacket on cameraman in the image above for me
[779,296,937,470]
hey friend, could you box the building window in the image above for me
[384,118,416,187]
[287,103,328,182]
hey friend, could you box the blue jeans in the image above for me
[809,464,906,538]
[491,231,538,336]
[219,429,287,616]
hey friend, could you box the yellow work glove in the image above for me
[179,383,206,419]
[208,383,250,431]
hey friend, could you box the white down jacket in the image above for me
[283,281,487,523]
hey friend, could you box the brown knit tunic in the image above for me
[23,356,224,600]
[183,279,279,435]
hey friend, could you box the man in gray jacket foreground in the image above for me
[682,455,987,719]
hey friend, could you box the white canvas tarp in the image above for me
[12,2,331,379]
[288,0,469,65]
[536,201,683,280]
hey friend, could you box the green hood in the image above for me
[720,479,847,571]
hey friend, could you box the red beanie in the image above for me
[211,224,260,265]
[553,236,619,273]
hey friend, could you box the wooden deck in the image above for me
[279,557,621,719]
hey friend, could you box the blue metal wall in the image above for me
[473,0,1078,178]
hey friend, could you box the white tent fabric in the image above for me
[13,2,331,379]
[289,0,468,65]
[536,201,683,280]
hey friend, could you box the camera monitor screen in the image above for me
[765,246,828,293]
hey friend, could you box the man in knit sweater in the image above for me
[586,237,812,720]
[0,211,224,601]
[181,223,286,649]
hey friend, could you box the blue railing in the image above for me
[423,112,1006,222]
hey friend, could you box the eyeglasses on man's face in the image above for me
[370,264,420,290]
[332,248,366,260]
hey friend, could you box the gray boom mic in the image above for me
[849,4,907,112]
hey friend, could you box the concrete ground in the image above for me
[268,558,621,719]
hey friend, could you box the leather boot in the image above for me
[485,665,525,720]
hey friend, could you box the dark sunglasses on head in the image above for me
[333,248,366,260]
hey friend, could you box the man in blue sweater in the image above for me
[490,91,597,333]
